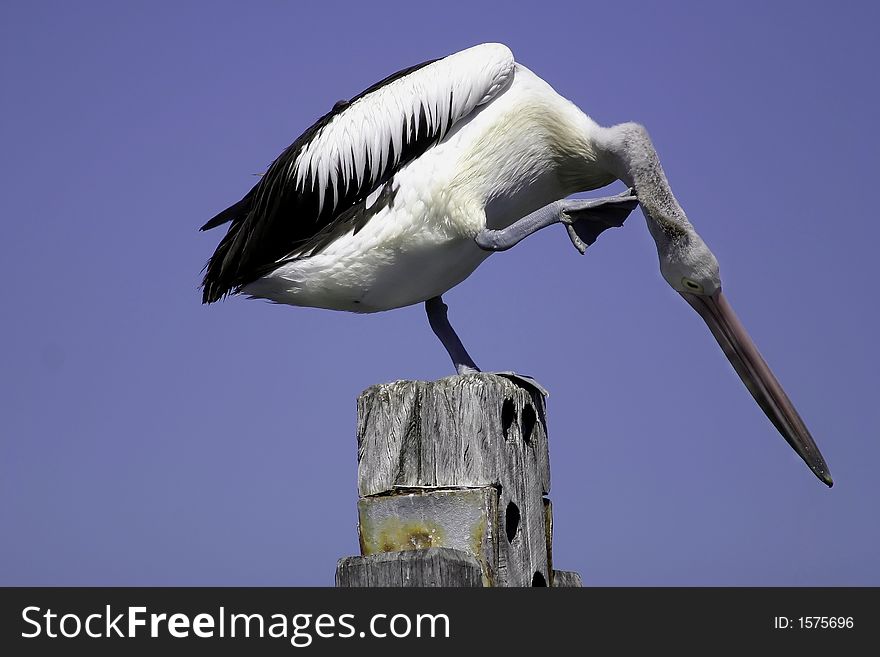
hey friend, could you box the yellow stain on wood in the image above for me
[361,518,447,554]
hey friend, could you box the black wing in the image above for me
[199,43,515,303]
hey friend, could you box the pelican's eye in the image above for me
[682,277,704,293]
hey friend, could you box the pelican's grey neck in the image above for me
[595,122,722,297]
[597,123,692,243]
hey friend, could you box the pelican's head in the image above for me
[649,218,721,297]
[647,213,833,486]
[598,121,831,485]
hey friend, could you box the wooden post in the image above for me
[335,373,581,587]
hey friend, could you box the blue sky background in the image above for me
[2,1,878,585]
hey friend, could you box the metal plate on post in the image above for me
[358,487,499,586]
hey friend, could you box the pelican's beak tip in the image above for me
[818,471,834,488]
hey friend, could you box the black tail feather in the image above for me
[199,192,255,303]
[200,193,253,232]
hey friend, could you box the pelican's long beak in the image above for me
[680,289,833,487]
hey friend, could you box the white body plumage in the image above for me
[239,44,610,313]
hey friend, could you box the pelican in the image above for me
[200,43,832,486]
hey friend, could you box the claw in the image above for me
[560,190,638,254]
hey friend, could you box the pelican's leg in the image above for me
[425,296,480,375]
[475,189,638,254]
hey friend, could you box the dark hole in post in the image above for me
[522,403,537,445]
[532,571,547,587]
[501,398,516,440]
[505,501,520,543]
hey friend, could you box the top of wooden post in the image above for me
[356,373,550,498]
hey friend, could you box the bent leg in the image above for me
[474,189,638,254]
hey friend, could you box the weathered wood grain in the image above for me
[356,374,552,587]
[551,571,584,587]
[336,547,484,587]
[544,497,554,584]
[357,374,550,496]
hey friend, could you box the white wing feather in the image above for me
[292,43,515,212]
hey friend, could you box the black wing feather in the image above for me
[199,59,438,304]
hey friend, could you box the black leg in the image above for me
[425,296,480,375]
